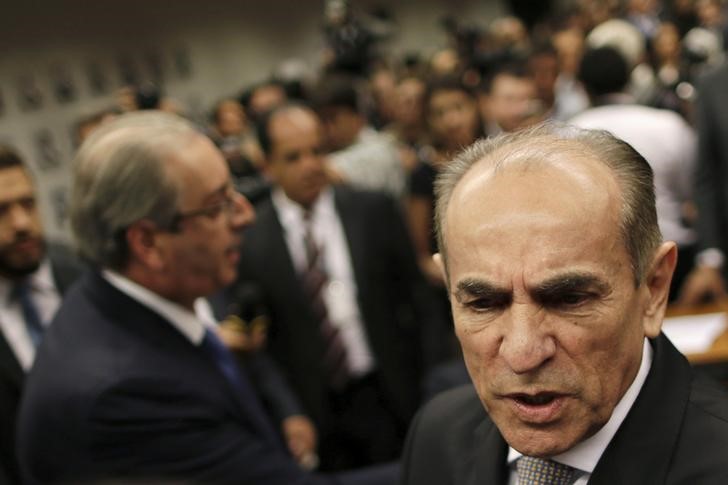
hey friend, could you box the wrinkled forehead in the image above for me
[444,142,623,245]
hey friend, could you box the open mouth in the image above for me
[513,393,559,406]
[506,392,566,423]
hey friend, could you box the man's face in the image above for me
[442,155,658,457]
[318,106,361,152]
[428,89,479,153]
[395,78,426,128]
[266,108,328,208]
[529,53,559,106]
[0,166,45,279]
[156,135,254,304]
[488,74,541,133]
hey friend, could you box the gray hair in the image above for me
[434,122,661,286]
[70,111,200,269]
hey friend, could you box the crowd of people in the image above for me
[3,0,728,483]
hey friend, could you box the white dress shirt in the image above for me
[271,187,375,377]
[507,338,653,484]
[570,104,697,246]
[102,270,217,345]
[0,260,62,371]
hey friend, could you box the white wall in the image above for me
[0,0,504,241]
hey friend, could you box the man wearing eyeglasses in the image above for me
[16,112,397,485]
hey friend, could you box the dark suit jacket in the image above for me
[0,243,82,484]
[17,271,396,485]
[694,63,728,261]
[237,187,431,429]
[401,334,728,485]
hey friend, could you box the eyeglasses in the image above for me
[169,187,240,230]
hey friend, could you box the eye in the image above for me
[462,295,509,313]
[19,197,36,210]
[284,151,301,163]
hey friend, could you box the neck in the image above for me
[121,265,196,311]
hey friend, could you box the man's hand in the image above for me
[677,266,727,306]
[281,415,318,470]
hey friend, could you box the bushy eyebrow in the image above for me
[453,272,611,305]
[454,278,511,306]
[531,272,611,303]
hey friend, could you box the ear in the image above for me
[125,219,166,271]
[642,241,678,338]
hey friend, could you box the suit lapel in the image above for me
[589,334,691,484]
[472,418,510,485]
[0,332,23,389]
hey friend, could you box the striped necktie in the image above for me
[301,210,350,390]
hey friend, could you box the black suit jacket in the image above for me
[0,243,82,484]
[237,187,430,429]
[402,334,728,485]
[17,271,397,485]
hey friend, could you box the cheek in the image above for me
[455,320,499,377]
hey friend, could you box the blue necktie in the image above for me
[199,327,281,446]
[13,280,44,347]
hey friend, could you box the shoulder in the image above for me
[403,386,492,484]
[685,372,728,435]
[243,197,280,240]
[417,384,485,430]
[668,373,728,482]
[406,385,487,454]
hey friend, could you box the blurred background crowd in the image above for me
[3,0,728,481]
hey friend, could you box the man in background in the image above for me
[312,75,406,199]
[239,103,431,470]
[570,46,697,301]
[17,112,396,485]
[0,145,81,483]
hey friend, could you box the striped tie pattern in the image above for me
[517,456,575,485]
[302,211,350,390]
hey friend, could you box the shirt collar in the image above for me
[507,338,653,473]
[102,269,216,345]
[271,186,335,225]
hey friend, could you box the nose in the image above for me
[229,191,256,229]
[6,202,34,232]
[301,151,324,172]
[443,108,461,129]
[499,303,556,374]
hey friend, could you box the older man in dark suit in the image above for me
[17,112,397,485]
[237,103,434,470]
[0,145,82,483]
[402,124,728,484]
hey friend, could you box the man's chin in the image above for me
[0,259,43,279]
[0,244,45,279]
